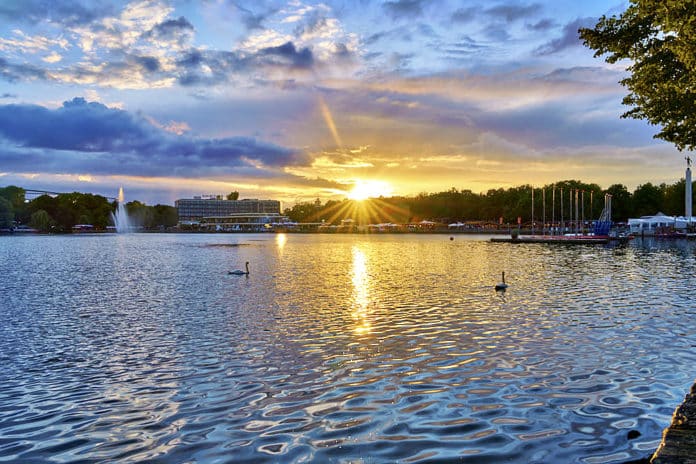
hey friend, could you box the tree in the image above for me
[632,182,663,217]
[226,191,239,200]
[152,204,178,228]
[605,184,633,221]
[0,197,13,228]
[0,185,27,223]
[580,1,696,150]
[29,209,54,232]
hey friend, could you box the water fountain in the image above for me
[111,187,132,233]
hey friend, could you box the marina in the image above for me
[490,234,612,244]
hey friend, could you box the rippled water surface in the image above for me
[2,233,696,463]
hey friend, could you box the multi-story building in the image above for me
[176,196,281,223]
[176,195,289,230]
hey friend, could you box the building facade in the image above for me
[176,196,281,224]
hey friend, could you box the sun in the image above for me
[347,180,393,201]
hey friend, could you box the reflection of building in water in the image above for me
[176,196,290,231]
[351,246,372,335]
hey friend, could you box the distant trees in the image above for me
[0,185,27,225]
[0,197,13,228]
[29,210,53,232]
[0,185,178,232]
[632,183,663,217]
[285,178,696,225]
[226,191,239,200]
[26,192,114,231]
[605,184,632,220]
[2,177,695,232]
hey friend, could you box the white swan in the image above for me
[495,271,508,291]
[229,261,250,275]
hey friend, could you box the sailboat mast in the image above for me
[560,189,564,233]
[552,186,556,235]
[531,187,534,235]
[581,190,585,234]
[542,188,546,235]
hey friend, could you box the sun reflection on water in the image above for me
[351,246,372,335]
[275,233,287,252]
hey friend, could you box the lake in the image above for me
[1,233,695,463]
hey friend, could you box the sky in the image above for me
[0,0,689,206]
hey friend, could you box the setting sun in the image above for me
[347,180,393,201]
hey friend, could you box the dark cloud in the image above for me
[527,18,556,31]
[451,6,479,23]
[382,0,428,20]
[230,1,275,30]
[442,35,490,60]
[176,50,238,86]
[152,16,194,36]
[0,0,114,26]
[258,42,314,69]
[482,24,510,41]
[135,56,161,73]
[484,3,543,22]
[365,30,388,46]
[144,16,194,46]
[364,24,433,46]
[0,58,49,82]
[1,93,17,99]
[0,37,317,88]
[0,98,310,178]
[535,17,597,55]
[334,43,352,58]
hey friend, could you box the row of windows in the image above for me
[176,199,280,221]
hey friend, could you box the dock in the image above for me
[651,381,696,463]
[490,235,610,244]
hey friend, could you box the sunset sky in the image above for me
[0,0,688,206]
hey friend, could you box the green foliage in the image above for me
[0,185,27,224]
[152,204,178,228]
[632,182,663,216]
[29,209,54,232]
[580,1,696,150]
[606,184,633,220]
[284,178,694,225]
[226,191,239,200]
[0,197,13,228]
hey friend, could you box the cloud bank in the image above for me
[0,98,310,179]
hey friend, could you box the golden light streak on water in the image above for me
[118,186,125,203]
[351,246,371,335]
[275,233,287,252]
[318,96,343,148]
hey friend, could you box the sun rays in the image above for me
[346,179,393,201]
[301,192,411,227]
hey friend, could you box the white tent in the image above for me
[628,212,694,235]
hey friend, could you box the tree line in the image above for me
[0,186,177,232]
[2,178,691,232]
[284,179,694,225]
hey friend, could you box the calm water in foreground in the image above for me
[1,233,696,463]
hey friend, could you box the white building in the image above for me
[628,212,693,235]
[628,158,695,235]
